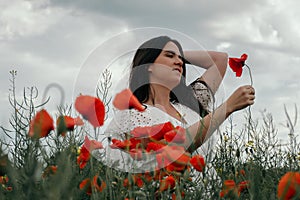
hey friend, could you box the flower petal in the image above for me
[28,109,54,138]
[113,89,145,112]
[190,154,205,172]
[56,115,84,136]
[149,122,174,141]
[79,178,92,195]
[228,53,248,77]
[131,126,151,138]
[159,175,176,191]
[84,136,103,151]
[278,171,300,200]
[75,95,105,127]
[146,142,166,153]
[164,126,186,143]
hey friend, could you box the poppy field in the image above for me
[0,70,299,200]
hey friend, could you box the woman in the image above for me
[104,36,255,172]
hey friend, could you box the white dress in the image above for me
[102,81,216,173]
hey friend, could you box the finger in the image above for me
[247,100,255,106]
[248,94,255,104]
[248,87,255,95]
[249,95,255,100]
[249,99,255,105]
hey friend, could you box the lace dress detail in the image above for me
[190,78,213,113]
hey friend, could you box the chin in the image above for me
[169,79,181,89]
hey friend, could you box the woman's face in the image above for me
[148,41,184,89]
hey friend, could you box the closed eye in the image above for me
[164,50,183,62]
[165,52,174,58]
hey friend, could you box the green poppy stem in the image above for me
[244,64,254,141]
[244,64,253,86]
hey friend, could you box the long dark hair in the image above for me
[129,36,208,117]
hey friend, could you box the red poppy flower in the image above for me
[28,109,54,138]
[0,175,11,191]
[56,116,84,136]
[165,162,186,173]
[156,153,171,169]
[157,146,190,171]
[219,180,239,198]
[42,165,57,178]
[163,146,187,164]
[238,180,250,193]
[219,179,249,198]
[135,177,144,188]
[159,175,176,192]
[129,148,144,161]
[75,95,105,127]
[110,138,136,150]
[123,178,129,187]
[171,152,191,169]
[164,126,186,143]
[77,136,103,169]
[5,186,12,191]
[79,176,106,195]
[278,171,300,200]
[239,169,246,177]
[79,178,92,195]
[128,137,143,149]
[146,142,166,153]
[143,172,153,182]
[123,176,134,188]
[84,136,103,151]
[92,175,106,192]
[149,122,174,141]
[110,138,126,149]
[172,191,185,200]
[190,154,205,172]
[123,174,144,188]
[153,169,168,181]
[113,89,145,112]
[0,176,9,184]
[228,53,248,77]
[131,126,152,138]
[77,145,90,169]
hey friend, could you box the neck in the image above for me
[145,84,171,107]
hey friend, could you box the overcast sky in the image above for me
[1,0,300,142]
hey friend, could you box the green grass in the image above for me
[0,71,299,200]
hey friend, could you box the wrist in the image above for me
[224,100,234,117]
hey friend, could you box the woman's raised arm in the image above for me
[185,85,255,153]
[184,51,228,94]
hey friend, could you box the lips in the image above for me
[173,67,182,73]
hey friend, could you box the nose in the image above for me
[175,56,183,67]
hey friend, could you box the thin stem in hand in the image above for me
[244,64,253,86]
[245,64,253,141]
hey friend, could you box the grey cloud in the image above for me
[48,0,264,38]
[1,0,300,140]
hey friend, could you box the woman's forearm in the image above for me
[184,50,228,70]
[185,102,232,153]
[185,85,255,153]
